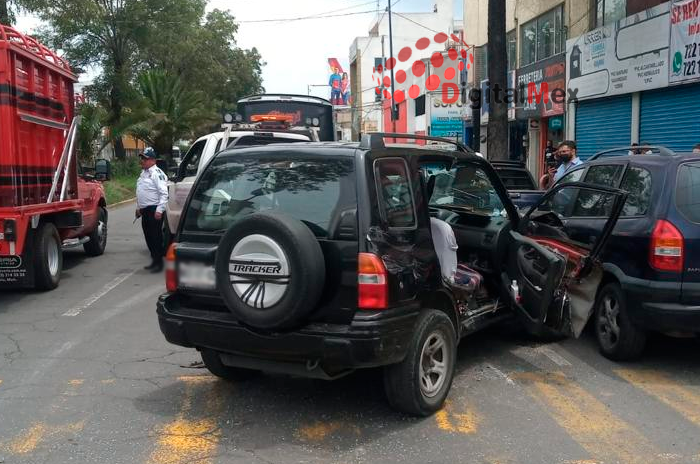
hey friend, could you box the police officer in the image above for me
[135,147,168,272]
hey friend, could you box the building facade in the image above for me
[462,0,685,180]
[349,0,460,139]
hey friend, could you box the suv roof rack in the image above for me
[589,145,676,161]
[360,132,474,154]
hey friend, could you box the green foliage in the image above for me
[110,156,141,179]
[32,0,265,158]
[104,157,140,204]
[127,69,215,158]
[76,103,107,163]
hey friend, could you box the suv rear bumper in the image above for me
[157,293,420,378]
[622,278,700,331]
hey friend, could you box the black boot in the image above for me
[150,261,164,273]
[144,262,157,270]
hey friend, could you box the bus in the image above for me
[237,94,335,141]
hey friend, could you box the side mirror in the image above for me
[95,159,111,181]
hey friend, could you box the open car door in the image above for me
[502,182,628,337]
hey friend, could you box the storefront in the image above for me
[575,95,633,159]
[516,53,566,179]
[566,2,671,159]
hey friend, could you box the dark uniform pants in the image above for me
[140,205,164,264]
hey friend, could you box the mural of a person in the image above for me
[329,67,342,105]
[341,72,351,105]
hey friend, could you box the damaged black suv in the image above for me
[157,133,626,416]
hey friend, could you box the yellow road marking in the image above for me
[68,379,84,387]
[4,421,85,455]
[514,371,658,464]
[296,421,361,442]
[8,423,46,454]
[434,400,479,434]
[147,375,223,464]
[616,369,700,427]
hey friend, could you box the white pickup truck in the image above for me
[164,129,312,239]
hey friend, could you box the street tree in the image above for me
[139,8,264,115]
[487,0,508,161]
[0,0,43,25]
[128,69,214,158]
[32,0,263,158]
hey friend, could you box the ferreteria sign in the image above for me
[516,53,566,119]
[670,0,700,83]
[566,2,670,100]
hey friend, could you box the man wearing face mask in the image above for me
[553,140,583,183]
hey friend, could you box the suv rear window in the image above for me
[494,168,536,189]
[183,156,356,236]
[677,161,700,224]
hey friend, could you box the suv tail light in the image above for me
[165,243,178,292]
[649,220,684,273]
[358,253,388,309]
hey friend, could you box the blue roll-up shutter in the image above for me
[575,95,632,160]
[641,83,700,152]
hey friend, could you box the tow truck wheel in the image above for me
[34,223,63,291]
[84,207,108,256]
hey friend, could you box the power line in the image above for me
[237,8,379,23]
[392,11,440,34]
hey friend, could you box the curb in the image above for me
[107,197,136,210]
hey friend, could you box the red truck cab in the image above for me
[0,26,108,290]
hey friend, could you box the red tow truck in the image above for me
[0,26,108,290]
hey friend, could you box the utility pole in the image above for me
[387,0,397,126]
[487,0,508,160]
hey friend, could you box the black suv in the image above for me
[157,134,626,416]
[552,146,700,360]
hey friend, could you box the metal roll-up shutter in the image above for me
[575,95,632,160]
[641,83,700,152]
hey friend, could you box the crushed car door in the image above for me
[503,182,627,336]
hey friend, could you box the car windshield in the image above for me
[425,163,505,217]
[182,155,355,236]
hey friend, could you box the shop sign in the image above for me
[567,2,670,100]
[670,0,700,83]
[549,116,564,130]
[516,53,566,119]
[430,97,464,138]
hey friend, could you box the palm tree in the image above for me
[129,69,214,159]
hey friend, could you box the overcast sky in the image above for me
[15,0,463,99]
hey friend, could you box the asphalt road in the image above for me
[1,203,700,464]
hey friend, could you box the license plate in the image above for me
[178,262,216,290]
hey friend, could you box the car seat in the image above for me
[430,217,483,293]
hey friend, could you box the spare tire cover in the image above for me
[215,212,326,330]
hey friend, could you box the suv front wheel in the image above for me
[383,310,457,416]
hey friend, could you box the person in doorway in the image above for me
[553,140,583,184]
[135,147,169,272]
[693,143,700,154]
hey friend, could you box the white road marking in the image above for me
[485,363,517,386]
[62,271,135,317]
[511,344,573,368]
[534,345,572,367]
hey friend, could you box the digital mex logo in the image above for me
[372,32,473,104]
